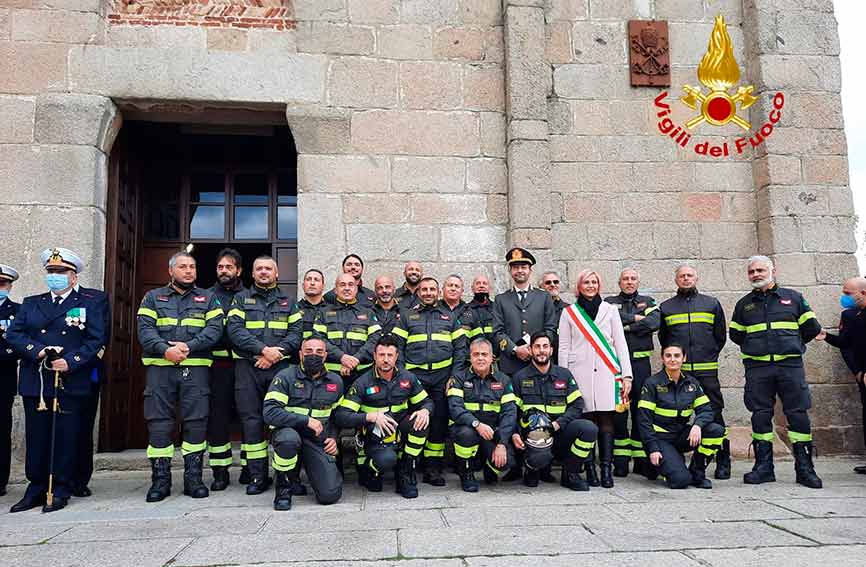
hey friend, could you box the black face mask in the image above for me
[173,279,194,291]
[473,292,489,303]
[303,354,325,377]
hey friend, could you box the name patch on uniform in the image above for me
[780,299,792,305]
[399,380,410,389]
[490,382,503,391]
[194,296,207,303]
[521,380,534,389]
[744,303,756,312]
[366,386,381,395]
[327,311,337,316]
[326,383,338,392]
[244,298,257,305]
[553,380,567,390]
[657,385,669,393]
[409,314,421,320]
[357,314,368,320]
[636,302,647,309]
[156,296,169,302]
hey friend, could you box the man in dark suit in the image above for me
[492,248,558,376]
[5,248,107,513]
[817,276,866,473]
[0,264,21,497]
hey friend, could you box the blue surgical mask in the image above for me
[841,294,857,310]
[45,274,70,292]
[0,290,8,300]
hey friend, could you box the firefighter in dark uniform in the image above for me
[468,274,495,346]
[137,250,223,502]
[510,332,597,490]
[448,338,517,491]
[730,256,823,488]
[391,276,469,486]
[227,255,302,495]
[605,267,660,478]
[372,275,401,335]
[658,264,730,480]
[324,254,376,308]
[0,264,20,498]
[335,335,432,498]
[442,274,480,344]
[638,343,724,489]
[395,260,423,309]
[263,336,344,510]
[6,248,107,513]
[296,268,328,345]
[313,272,382,388]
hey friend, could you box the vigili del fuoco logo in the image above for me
[654,14,784,158]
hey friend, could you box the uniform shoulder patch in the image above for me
[553,380,567,390]
[156,295,169,302]
[399,380,410,389]
[326,383,338,392]
[780,299,792,305]
[490,382,503,390]
[193,296,207,303]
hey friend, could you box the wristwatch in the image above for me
[472,420,480,428]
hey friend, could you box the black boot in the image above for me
[146,457,172,502]
[366,466,384,492]
[210,466,230,491]
[613,440,630,478]
[561,459,589,491]
[397,456,419,499]
[584,446,600,487]
[539,464,557,483]
[238,464,252,485]
[422,457,446,487]
[183,451,210,498]
[599,432,614,488]
[483,463,499,485]
[502,452,523,481]
[714,439,731,480]
[246,458,273,495]
[743,440,775,484]
[523,467,539,487]
[458,458,479,493]
[793,441,823,489]
[273,471,292,511]
[690,452,713,489]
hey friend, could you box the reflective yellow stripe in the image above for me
[209,443,232,453]
[637,400,656,410]
[206,308,223,320]
[212,350,230,357]
[325,362,343,372]
[264,391,289,404]
[500,393,516,404]
[482,403,500,413]
[752,431,774,441]
[729,321,746,331]
[288,312,302,323]
[181,441,207,455]
[137,307,158,319]
[406,334,427,344]
[311,408,332,418]
[141,357,213,367]
[692,395,710,408]
[771,321,799,330]
[745,323,768,333]
[632,350,653,358]
[682,362,719,371]
[409,390,428,405]
[345,332,367,341]
[654,406,678,417]
[360,402,408,414]
[644,305,659,315]
[566,389,581,404]
[798,311,816,325]
[147,444,174,458]
[454,444,478,459]
[156,317,178,326]
[391,327,409,339]
[789,430,812,442]
[681,408,693,417]
[327,330,344,340]
[467,327,482,338]
[246,321,266,329]
[431,333,452,342]
[545,405,566,415]
[313,323,328,333]
[268,321,289,330]
[741,353,801,362]
[407,434,426,446]
[652,424,669,433]
[431,358,453,370]
[464,402,481,411]
[340,398,361,411]
[273,452,297,471]
[180,318,205,327]
[228,308,246,319]
[367,324,381,334]
[664,312,715,325]
[447,388,464,397]
[287,406,311,415]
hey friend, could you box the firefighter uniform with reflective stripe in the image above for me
[325,284,376,308]
[137,286,224,460]
[605,292,660,467]
[448,369,517,476]
[658,290,728,437]
[637,369,724,488]
[510,364,598,472]
[207,282,245,473]
[467,297,495,346]
[296,298,327,343]
[0,295,19,494]
[313,301,382,385]
[729,285,821,450]
[226,285,302,484]
[391,302,469,468]
[334,367,433,483]
[263,365,344,505]
[372,302,401,336]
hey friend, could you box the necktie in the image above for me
[53,295,62,306]
[518,291,526,305]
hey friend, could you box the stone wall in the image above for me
[0,0,860,453]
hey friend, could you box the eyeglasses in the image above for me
[544,280,559,285]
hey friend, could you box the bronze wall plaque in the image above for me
[628,20,670,87]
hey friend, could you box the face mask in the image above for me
[45,274,69,292]
[173,279,194,291]
[302,354,325,376]
[473,292,488,303]
[841,294,857,309]
[0,290,8,300]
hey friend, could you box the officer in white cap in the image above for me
[5,248,108,513]
[0,264,20,497]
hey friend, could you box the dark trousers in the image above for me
[22,395,83,499]
[693,369,726,429]
[73,385,100,488]
[451,424,515,475]
[744,363,811,441]
[235,359,288,463]
[614,357,652,459]
[208,361,236,468]
[144,366,209,457]
[860,380,866,449]
[272,427,342,504]
[553,419,599,465]
[653,422,725,488]
[0,393,13,489]
[365,414,428,473]
[415,368,449,461]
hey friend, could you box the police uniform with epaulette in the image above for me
[0,264,21,497]
[637,369,724,489]
[447,368,517,490]
[137,282,224,502]
[226,284,302,495]
[206,279,245,490]
[263,362,344,510]
[605,290,660,477]
[391,300,468,485]
[5,249,107,513]
[730,283,823,488]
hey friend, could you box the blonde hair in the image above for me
[575,269,602,295]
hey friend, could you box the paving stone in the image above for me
[605,499,804,523]
[262,508,445,534]
[399,524,608,557]
[236,562,462,567]
[51,513,269,543]
[0,538,193,567]
[768,497,866,519]
[689,544,866,567]
[768,518,866,544]
[443,503,622,527]
[0,523,74,545]
[467,551,701,567]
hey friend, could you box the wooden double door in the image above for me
[100,122,298,450]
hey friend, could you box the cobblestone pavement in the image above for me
[1,457,866,566]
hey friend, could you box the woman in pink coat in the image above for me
[558,269,633,488]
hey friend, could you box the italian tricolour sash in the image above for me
[564,303,624,404]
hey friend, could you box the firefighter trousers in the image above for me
[234,359,289,463]
[208,361,236,468]
[365,414,429,474]
[143,366,209,458]
[652,422,725,488]
[614,357,652,460]
[744,363,812,443]
[414,368,449,461]
[271,427,342,504]
[451,425,515,475]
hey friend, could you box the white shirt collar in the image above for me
[52,288,74,303]
[513,284,532,293]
